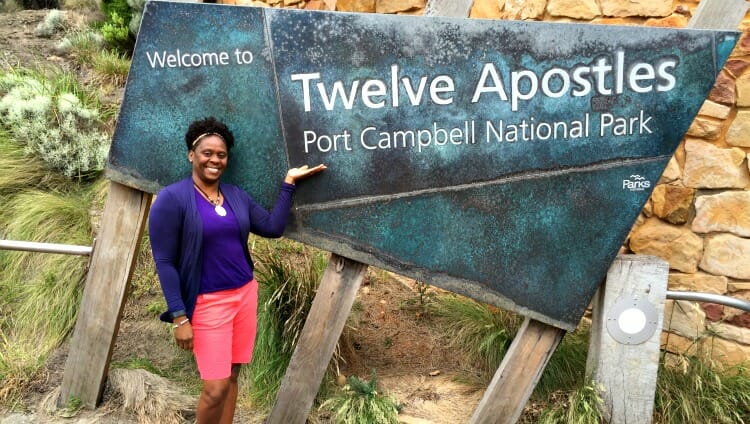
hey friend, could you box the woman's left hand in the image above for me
[285,164,327,184]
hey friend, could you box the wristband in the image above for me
[173,318,189,329]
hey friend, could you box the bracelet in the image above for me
[172,318,189,329]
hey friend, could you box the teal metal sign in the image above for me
[108,1,737,329]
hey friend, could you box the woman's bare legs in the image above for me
[196,364,241,424]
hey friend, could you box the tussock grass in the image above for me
[655,354,750,423]
[92,49,130,86]
[429,294,522,381]
[534,325,590,398]
[0,131,69,200]
[242,239,328,410]
[0,187,97,403]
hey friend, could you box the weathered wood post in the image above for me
[471,318,566,424]
[59,182,151,408]
[267,253,368,423]
[586,255,668,423]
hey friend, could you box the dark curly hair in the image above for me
[184,117,235,151]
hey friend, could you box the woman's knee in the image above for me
[201,380,231,405]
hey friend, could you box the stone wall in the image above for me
[218,0,750,366]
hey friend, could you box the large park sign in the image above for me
[107,1,737,330]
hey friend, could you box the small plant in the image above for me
[56,30,106,65]
[58,396,83,418]
[0,69,110,180]
[655,353,750,423]
[319,371,401,424]
[34,9,67,38]
[536,380,604,424]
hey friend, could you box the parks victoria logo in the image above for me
[623,174,651,192]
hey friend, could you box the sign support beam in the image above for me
[470,317,566,424]
[267,253,368,423]
[59,182,152,408]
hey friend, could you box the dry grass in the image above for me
[105,368,195,424]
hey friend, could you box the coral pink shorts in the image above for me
[191,280,258,380]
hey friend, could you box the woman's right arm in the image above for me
[148,190,187,317]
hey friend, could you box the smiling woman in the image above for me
[148,116,326,424]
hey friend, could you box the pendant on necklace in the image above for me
[215,205,227,217]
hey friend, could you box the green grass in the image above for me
[655,354,750,423]
[0,187,98,403]
[0,129,67,196]
[536,380,604,424]
[241,238,329,410]
[429,294,521,381]
[92,49,130,86]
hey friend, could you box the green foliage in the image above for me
[0,69,110,180]
[100,0,135,53]
[100,12,133,54]
[244,240,328,409]
[58,396,83,418]
[16,0,57,10]
[537,380,604,424]
[126,0,146,36]
[0,186,98,402]
[34,9,67,38]
[319,371,401,424]
[655,354,750,423]
[430,294,521,379]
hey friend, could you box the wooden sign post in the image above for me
[267,254,368,423]
[59,183,151,408]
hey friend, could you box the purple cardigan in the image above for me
[148,177,295,322]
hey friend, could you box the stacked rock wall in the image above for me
[218,0,750,365]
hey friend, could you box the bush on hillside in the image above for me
[0,72,110,180]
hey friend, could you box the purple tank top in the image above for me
[195,189,253,293]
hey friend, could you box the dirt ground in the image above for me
[0,8,519,424]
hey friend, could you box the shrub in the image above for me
[34,9,67,38]
[100,11,132,54]
[100,0,134,53]
[0,70,110,180]
[126,0,146,36]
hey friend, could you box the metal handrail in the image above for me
[0,239,92,256]
[2,239,749,313]
[667,290,750,313]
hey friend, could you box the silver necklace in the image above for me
[194,183,226,217]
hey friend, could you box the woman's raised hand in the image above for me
[285,164,327,184]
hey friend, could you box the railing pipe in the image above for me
[0,239,92,256]
[667,290,750,313]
